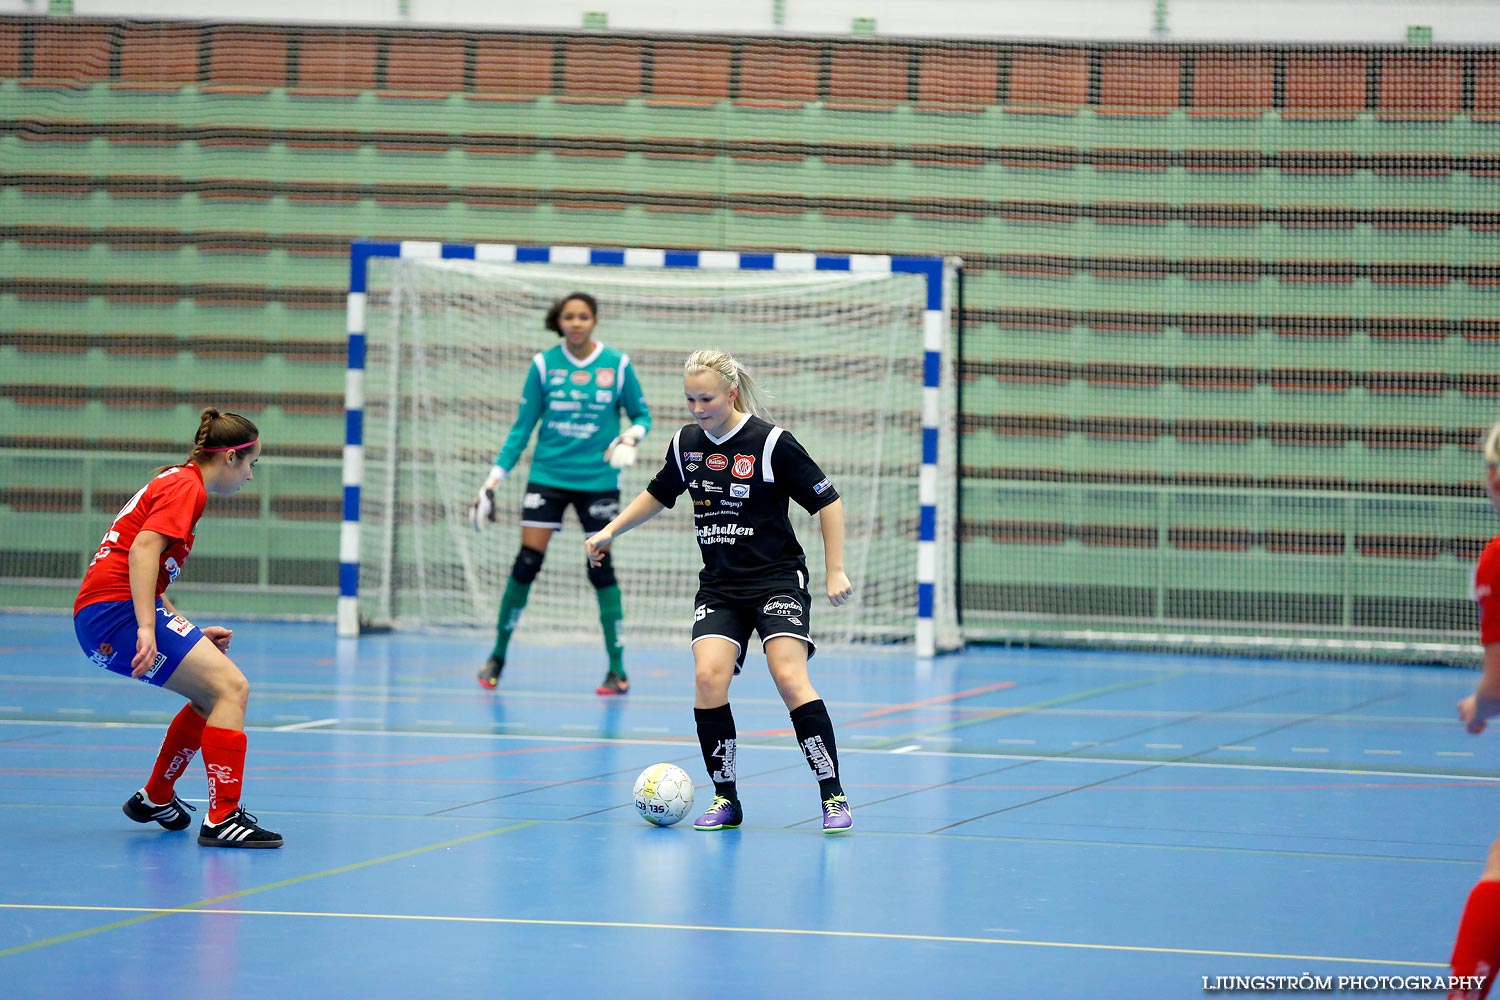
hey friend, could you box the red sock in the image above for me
[200,726,248,825]
[1451,880,1500,999]
[143,704,207,805]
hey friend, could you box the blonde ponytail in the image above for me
[684,349,770,419]
[1484,421,1500,466]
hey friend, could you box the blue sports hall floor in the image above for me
[0,610,1489,998]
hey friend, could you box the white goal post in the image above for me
[340,241,960,657]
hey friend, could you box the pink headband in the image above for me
[199,438,259,454]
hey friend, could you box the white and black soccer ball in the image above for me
[633,763,695,827]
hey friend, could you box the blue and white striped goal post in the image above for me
[341,240,952,657]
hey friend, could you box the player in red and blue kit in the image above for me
[586,349,855,834]
[1448,421,1500,997]
[72,408,281,848]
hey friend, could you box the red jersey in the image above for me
[74,464,207,614]
[1476,536,1500,647]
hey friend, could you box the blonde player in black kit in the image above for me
[585,349,855,833]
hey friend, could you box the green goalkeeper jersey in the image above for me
[494,342,653,493]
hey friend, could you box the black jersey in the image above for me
[645,414,840,597]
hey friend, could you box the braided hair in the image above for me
[156,408,259,473]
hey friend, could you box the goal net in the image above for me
[353,251,958,652]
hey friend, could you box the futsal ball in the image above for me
[633,763,695,827]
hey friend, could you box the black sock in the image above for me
[789,699,843,798]
[694,703,738,801]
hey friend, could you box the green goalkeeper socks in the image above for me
[491,578,531,660]
[595,584,626,678]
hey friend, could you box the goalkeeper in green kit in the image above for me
[470,292,652,695]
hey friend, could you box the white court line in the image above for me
[890,745,922,754]
[1363,749,1402,756]
[0,707,21,712]
[1438,751,1475,757]
[271,718,340,732]
[1218,745,1256,751]
[415,719,456,727]
[997,738,1036,745]
[3,718,1496,783]
[1144,743,1182,750]
[1291,747,1329,753]
[632,727,670,734]
[57,708,93,715]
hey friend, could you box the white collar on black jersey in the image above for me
[703,412,752,446]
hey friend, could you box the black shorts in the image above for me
[691,584,816,673]
[519,483,620,533]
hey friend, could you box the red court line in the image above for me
[860,680,1018,719]
[0,741,617,775]
[745,681,1018,737]
[245,741,618,773]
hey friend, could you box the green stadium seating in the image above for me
[2,15,1495,635]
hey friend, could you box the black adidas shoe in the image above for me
[198,807,284,849]
[122,789,196,831]
[477,654,504,689]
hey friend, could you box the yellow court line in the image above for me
[0,902,1446,969]
[0,820,537,958]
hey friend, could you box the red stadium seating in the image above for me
[560,38,644,103]
[737,41,820,107]
[828,43,908,110]
[25,22,114,86]
[1284,53,1366,119]
[915,44,1000,113]
[1477,53,1500,122]
[471,36,554,100]
[648,40,731,106]
[1378,53,1462,120]
[1006,47,1088,114]
[289,31,379,96]
[0,19,22,78]
[115,23,200,91]
[382,33,466,98]
[203,27,290,93]
[1099,49,1181,116]
[1190,51,1274,117]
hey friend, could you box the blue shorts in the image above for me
[73,599,205,687]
